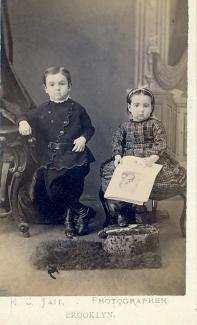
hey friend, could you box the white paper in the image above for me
[104,156,163,205]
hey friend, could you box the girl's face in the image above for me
[44,72,71,102]
[128,93,152,122]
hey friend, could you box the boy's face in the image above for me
[44,72,71,102]
[128,94,152,122]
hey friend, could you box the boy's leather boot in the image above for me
[64,208,76,238]
[77,207,96,236]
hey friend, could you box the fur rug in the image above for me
[30,239,162,270]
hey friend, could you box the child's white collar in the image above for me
[51,95,70,103]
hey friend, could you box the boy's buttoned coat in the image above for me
[19,98,95,170]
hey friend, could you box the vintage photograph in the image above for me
[0,0,189,300]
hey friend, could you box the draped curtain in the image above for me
[168,0,188,66]
[1,0,35,113]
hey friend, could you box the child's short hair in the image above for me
[42,66,72,86]
[126,87,155,112]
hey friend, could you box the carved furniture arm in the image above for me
[0,123,39,237]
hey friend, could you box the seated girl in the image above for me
[100,87,186,227]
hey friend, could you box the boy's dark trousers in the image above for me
[34,163,93,234]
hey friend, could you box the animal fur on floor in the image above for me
[30,239,162,270]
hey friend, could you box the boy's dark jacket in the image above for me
[18,98,95,170]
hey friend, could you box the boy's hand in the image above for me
[114,155,122,167]
[18,120,32,136]
[72,136,86,152]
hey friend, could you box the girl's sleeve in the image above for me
[144,120,167,157]
[112,124,126,157]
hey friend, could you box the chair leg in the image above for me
[99,189,111,228]
[180,193,186,237]
[9,172,30,237]
[152,199,158,215]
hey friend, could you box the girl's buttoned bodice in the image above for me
[112,118,167,158]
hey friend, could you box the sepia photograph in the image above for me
[0,0,196,323]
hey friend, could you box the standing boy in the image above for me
[19,66,95,237]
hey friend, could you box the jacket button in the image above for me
[51,119,54,123]
[59,130,64,135]
[48,110,51,114]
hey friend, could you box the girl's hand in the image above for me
[72,136,86,152]
[142,155,159,167]
[114,155,122,167]
[18,120,32,135]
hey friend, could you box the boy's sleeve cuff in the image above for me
[80,135,87,142]
[16,116,28,125]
